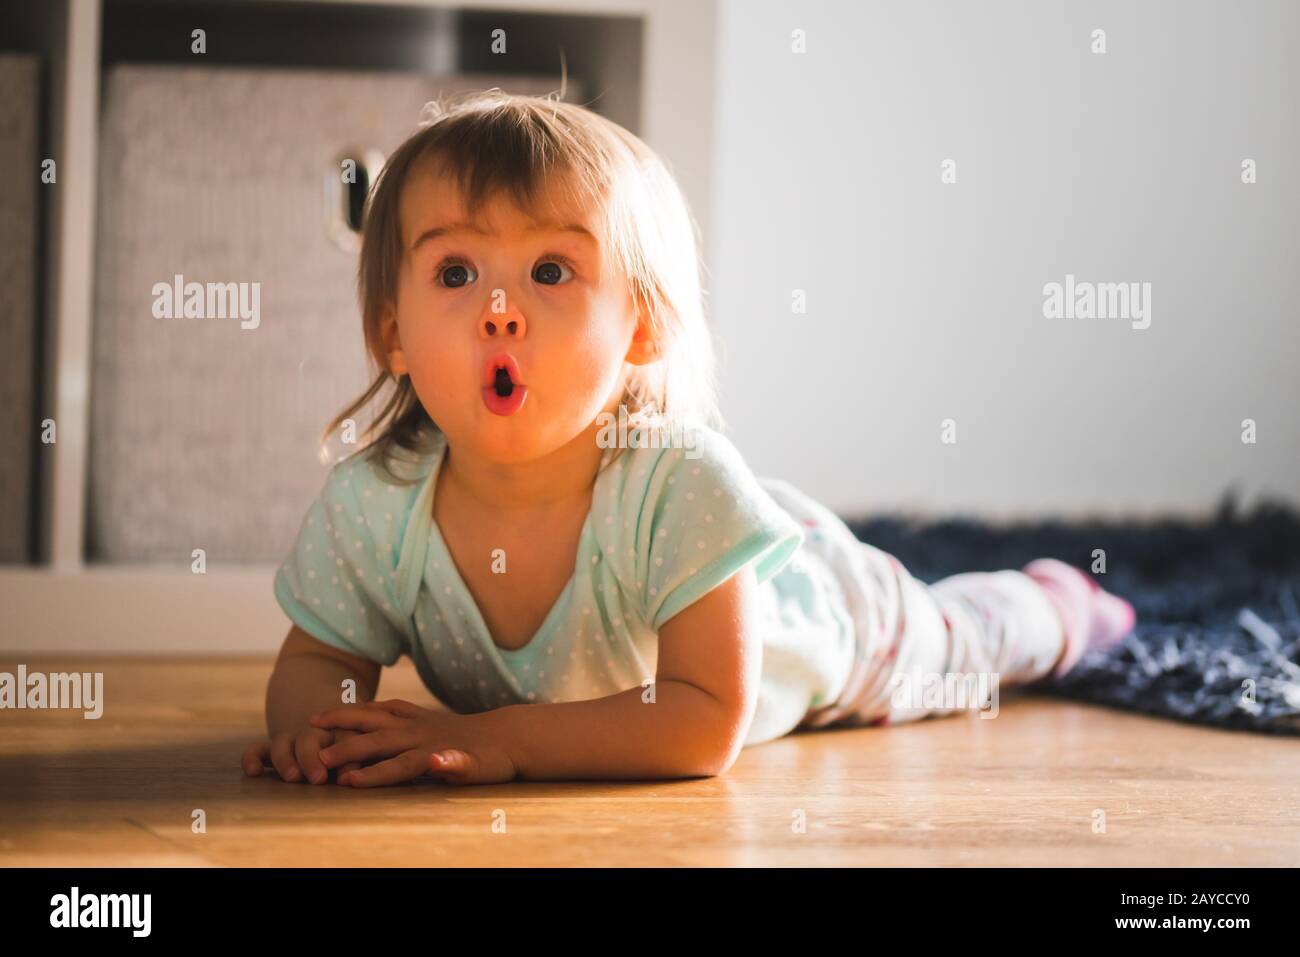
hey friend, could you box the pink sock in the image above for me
[1022,558,1136,679]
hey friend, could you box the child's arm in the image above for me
[267,625,381,735]
[243,625,382,783]
[487,564,763,780]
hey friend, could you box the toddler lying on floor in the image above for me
[242,91,1134,786]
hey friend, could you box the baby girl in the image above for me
[241,91,1136,787]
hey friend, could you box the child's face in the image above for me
[381,161,657,465]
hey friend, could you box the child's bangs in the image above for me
[414,106,612,238]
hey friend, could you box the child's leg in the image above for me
[923,568,1069,704]
[801,543,962,729]
[870,565,1068,724]
[1022,558,1136,678]
[801,545,1134,730]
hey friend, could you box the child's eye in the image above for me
[434,255,573,288]
[533,257,575,286]
[435,257,477,288]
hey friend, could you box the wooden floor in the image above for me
[1,656,1297,867]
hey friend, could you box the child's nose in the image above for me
[479,297,527,339]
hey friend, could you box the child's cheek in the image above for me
[400,331,463,416]
[566,335,632,413]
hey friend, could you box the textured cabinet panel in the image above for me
[89,65,571,563]
[0,54,39,564]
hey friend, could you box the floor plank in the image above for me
[1,656,1297,867]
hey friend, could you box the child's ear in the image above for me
[379,305,409,376]
[624,300,663,366]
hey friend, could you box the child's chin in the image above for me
[470,428,548,464]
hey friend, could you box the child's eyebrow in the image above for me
[410,220,597,252]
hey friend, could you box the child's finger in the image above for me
[336,760,363,780]
[365,699,425,719]
[269,733,304,783]
[339,749,429,788]
[428,749,475,783]
[241,740,270,777]
[309,708,395,733]
[321,729,403,768]
[331,729,363,782]
[294,729,333,785]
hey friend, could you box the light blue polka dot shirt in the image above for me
[274,424,857,746]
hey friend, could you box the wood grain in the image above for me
[1,656,1296,867]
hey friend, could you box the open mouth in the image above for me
[481,353,527,416]
[484,353,524,394]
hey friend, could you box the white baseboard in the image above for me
[0,566,288,654]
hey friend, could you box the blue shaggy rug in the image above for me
[844,491,1300,735]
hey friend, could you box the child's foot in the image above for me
[1022,558,1136,679]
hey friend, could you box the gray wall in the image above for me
[709,0,1299,518]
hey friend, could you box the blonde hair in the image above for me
[324,89,723,481]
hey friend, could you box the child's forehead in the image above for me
[399,159,599,247]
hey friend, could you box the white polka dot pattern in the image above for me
[272,427,855,748]
[273,451,418,665]
[610,428,805,631]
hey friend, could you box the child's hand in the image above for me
[241,726,360,784]
[309,699,519,788]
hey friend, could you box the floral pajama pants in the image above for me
[798,538,1068,730]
